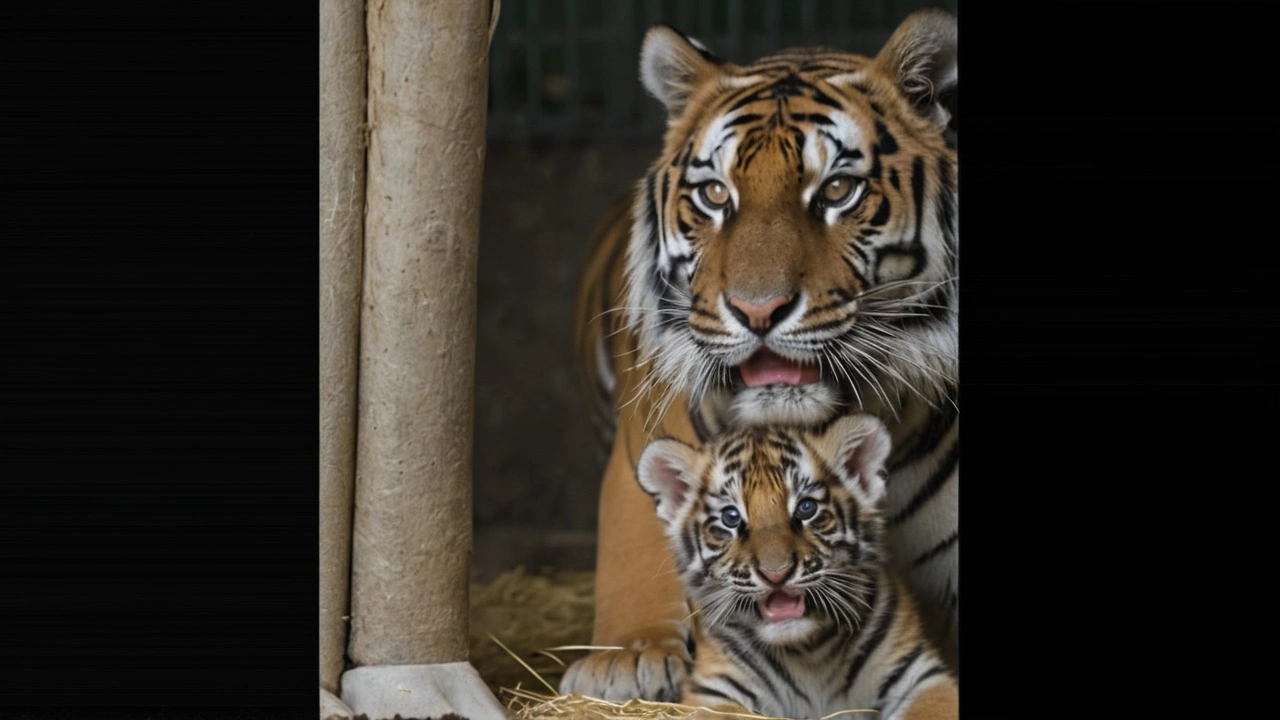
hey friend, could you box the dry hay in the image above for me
[469,566,595,699]
[469,567,873,720]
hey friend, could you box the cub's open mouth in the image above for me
[759,589,807,622]
[738,348,821,388]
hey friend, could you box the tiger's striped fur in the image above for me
[636,416,957,720]
[564,9,958,701]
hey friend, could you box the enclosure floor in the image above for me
[470,566,596,704]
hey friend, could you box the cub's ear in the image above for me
[874,8,957,131]
[640,24,726,121]
[636,437,702,526]
[813,414,892,506]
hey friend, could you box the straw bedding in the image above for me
[468,567,869,720]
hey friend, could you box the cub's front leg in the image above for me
[559,404,696,702]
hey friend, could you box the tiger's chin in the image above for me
[703,382,842,429]
[754,615,821,646]
[730,383,841,427]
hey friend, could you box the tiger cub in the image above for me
[636,415,957,720]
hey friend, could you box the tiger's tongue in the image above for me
[739,349,819,388]
[760,591,806,622]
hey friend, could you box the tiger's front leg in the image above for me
[559,401,697,702]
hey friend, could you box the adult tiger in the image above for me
[563,9,958,702]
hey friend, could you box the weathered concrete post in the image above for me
[319,0,366,715]
[340,0,504,717]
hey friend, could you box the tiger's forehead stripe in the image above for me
[678,63,880,198]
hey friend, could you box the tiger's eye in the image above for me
[700,181,730,208]
[795,498,818,521]
[820,176,854,204]
[720,506,742,528]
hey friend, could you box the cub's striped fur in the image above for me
[564,8,958,702]
[637,416,957,720]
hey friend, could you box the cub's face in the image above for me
[637,415,892,646]
[624,12,958,427]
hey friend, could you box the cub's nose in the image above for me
[758,562,795,586]
[727,293,797,334]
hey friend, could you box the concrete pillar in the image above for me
[341,0,504,717]
[319,0,366,714]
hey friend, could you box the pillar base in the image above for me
[322,687,356,720]
[340,662,508,720]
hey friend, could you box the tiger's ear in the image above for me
[640,24,725,121]
[874,8,957,131]
[813,414,892,506]
[636,438,703,526]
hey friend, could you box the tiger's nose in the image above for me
[727,293,797,334]
[758,562,795,585]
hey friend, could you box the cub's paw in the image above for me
[558,637,691,702]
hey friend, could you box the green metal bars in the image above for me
[485,0,958,140]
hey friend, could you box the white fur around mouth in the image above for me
[728,382,841,427]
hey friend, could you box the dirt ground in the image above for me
[470,139,660,582]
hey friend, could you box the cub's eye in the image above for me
[794,498,819,521]
[699,181,731,209]
[816,174,864,208]
[720,506,742,528]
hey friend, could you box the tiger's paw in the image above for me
[558,637,691,702]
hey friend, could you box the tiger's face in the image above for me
[637,415,892,647]
[625,11,958,427]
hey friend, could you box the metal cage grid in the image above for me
[486,0,958,140]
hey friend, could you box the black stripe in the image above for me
[886,441,958,528]
[888,395,957,472]
[726,113,765,127]
[678,524,698,566]
[937,157,958,256]
[841,255,871,291]
[912,664,950,687]
[830,493,848,531]
[796,78,843,109]
[804,298,847,316]
[848,242,870,265]
[740,62,804,77]
[719,675,759,708]
[867,196,891,227]
[766,435,801,457]
[687,682,739,704]
[717,626,785,701]
[876,645,924,701]
[910,155,925,248]
[912,531,958,568]
[753,638,808,706]
[660,171,671,251]
[792,112,834,126]
[801,315,854,335]
[837,147,864,163]
[842,575,892,694]
[874,121,898,155]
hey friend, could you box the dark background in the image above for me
[1,0,1275,716]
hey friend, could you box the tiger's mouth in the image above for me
[737,348,821,388]
[759,589,806,622]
